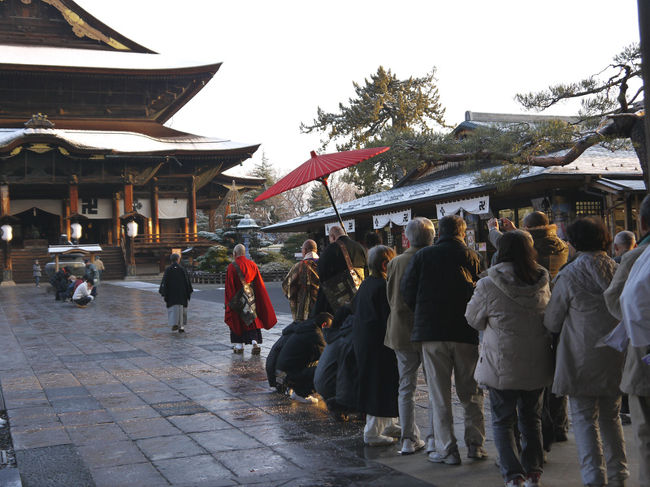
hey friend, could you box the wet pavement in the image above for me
[0,281,642,486]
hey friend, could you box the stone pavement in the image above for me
[0,282,642,487]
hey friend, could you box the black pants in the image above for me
[281,366,317,397]
[74,296,92,306]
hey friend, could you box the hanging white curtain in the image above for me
[158,198,188,219]
[372,209,411,229]
[10,199,62,216]
[436,196,490,219]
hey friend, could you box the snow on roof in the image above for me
[0,44,218,72]
[0,127,257,154]
[262,146,643,232]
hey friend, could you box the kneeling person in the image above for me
[73,278,94,307]
[276,312,331,404]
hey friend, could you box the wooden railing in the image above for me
[129,233,215,250]
[190,269,287,284]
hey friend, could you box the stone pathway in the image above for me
[0,282,641,486]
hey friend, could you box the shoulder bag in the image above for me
[320,240,362,312]
[227,263,258,326]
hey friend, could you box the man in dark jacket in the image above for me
[159,253,193,333]
[271,313,331,404]
[401,214,485,465]
[312,225,368,315]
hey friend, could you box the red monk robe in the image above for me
[225,255,277,341]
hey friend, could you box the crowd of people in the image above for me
[49,257,101,308]
[152,195,650,487]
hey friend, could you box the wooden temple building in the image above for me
[0,0,261,283]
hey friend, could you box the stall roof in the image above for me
[48,245,103,254]
[262,146,643,232]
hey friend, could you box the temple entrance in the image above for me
[81,220,111,244]
[14,207,61,247]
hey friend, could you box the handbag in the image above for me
[320,240,363,312]
[227,263,257,326]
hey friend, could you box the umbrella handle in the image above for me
[318,176,347,236]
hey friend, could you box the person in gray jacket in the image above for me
[466,230,552,487]
[604,193,650,487]
[544,216,628,487]
[385,217,436,455]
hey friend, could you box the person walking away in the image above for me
[33,260,41,287]
[353,245,400,446]
[274,313,331,404]
[225,244,277,354]
[613,230,636,264]
[544,216,628,487]
[385,217,436,455]
[466,230,553,487]
[313,225,367,315]
[605,194,650,487]
[282,239,320,320]
[489,211,570,444]
[159,253,193,333]
[401,214,486,465]
[73,277,94,307]
[94,256,105,280]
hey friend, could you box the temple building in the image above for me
[0,0,261,282]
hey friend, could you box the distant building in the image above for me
[0,0,262,281]
[263,111,646,260]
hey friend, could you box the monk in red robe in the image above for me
[225,244,277,354]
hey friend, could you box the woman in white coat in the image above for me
[466,230,552,487]
[544,216,627,487]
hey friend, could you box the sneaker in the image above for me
[523,472,542,486]
[289,391,318,404]
[75,303,87,308]
[426,437,436,454]
[178,327,185,333]
[251,344,261,355]
[505,479,524,487]
[365,434,397,447]
[468,444,488,459]
[172,325,179,331]
[428,449,461,465]
[399,438,425,455]
[382,422,402,438]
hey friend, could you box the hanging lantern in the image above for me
[71,222,82,240]
[1,224,12,242]
[126,220,138,238]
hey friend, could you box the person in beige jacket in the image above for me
[604,193,650,487]
[385,217,436,455]
[466,230,552,487]
[544,217,628,487]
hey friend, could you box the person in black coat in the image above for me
[159,253,193,333]
[269,313,331,404]
[312,225,368,315]
[51,266,71,301]
[352,244,400,447]
[400,214,485,465]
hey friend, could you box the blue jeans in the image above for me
[489,387,544,483]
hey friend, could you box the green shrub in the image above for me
[196,245,231,273]
[280,233,309,260]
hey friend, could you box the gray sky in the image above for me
[79,0,640,176]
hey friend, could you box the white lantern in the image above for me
[70,222,82,240]
[126,220,138,238]
[1,224,12,242]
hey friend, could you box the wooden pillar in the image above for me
[64,198,71,240]
[123,183,134,214]
[113,193,121,245]
[208,208,216,232]
[0,185,9,217]
[189,176,197,240]
[151,184,160,243]
[183,217,189,237]
[69,183,79,215]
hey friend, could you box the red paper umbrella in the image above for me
[255,146,389,232]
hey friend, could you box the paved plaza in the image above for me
[0,282,642,486]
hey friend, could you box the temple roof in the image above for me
[0,0,154,53]
[0,127,259,166]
